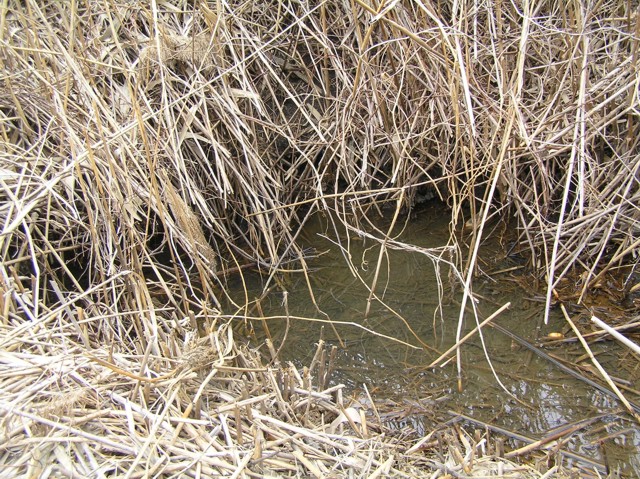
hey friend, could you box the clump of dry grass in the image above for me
[0,315,418,477]
[0,321,572,477]
[0,0,638,476]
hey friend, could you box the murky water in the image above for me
[228,203,640,477]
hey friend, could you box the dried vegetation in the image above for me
[1,0,638,476]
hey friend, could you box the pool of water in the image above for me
[227,202,640,477]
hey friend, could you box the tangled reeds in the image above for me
[0,323,571,478]
[1,0,638,476]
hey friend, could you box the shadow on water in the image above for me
[227,202,640,476]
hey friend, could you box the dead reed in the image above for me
[0,0,638,476]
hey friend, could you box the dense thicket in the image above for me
[0,0,638,476]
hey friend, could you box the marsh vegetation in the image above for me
[1,0,639,476]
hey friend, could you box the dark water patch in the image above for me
[226,203,640,477]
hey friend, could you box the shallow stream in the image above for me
[228,203,640,476]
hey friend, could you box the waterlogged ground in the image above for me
[227,203,640,477]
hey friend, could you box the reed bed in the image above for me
[0,0,638,476]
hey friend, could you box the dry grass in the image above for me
[0,0,638,476]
